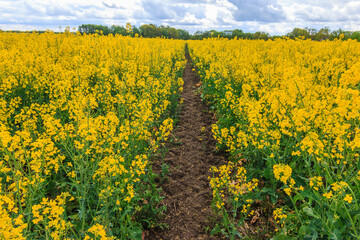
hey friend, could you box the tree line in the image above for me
[285,27,360,41]
[78,23,191,40]
[3,23,359,41]
[188,28,360,41]
[78,23,360,41]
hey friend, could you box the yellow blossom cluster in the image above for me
[273,164,293,185]
[209,162,258,215]
[273,207,287,224]
[309,176,323,191]
[273,164,295,196]
[31,192,73,239]
[0,195,27,240]
[84,224,115,240]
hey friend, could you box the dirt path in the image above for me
[146,49,226,239]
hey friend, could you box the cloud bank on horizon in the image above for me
[1,0,360,35]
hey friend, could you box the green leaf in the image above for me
[271,195,278,204]
[349,209,360,215]
[326,212,335,224]
[210,225,222,235]
[271,233,297,240]
[299,189,313,199]
[130,227,143,240]
[293,194,302,204]
[303,207,320,219]
[299,225,310,236]
[261,187,278,204]
[271,233,287,240]
[311,231,318,240]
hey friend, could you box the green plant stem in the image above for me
[289,194,303,225]
[345,205,359,239]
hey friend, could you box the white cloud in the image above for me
[0,0,360,34]
[180,12,201,25]
[205,4,219,22]
[280,0,360,22]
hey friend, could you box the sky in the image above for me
[1,0,360,35]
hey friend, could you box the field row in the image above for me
[0,32,185,239]
[189,38,360,239]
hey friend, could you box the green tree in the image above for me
[232,29,245,38]
[78,24,110,35]
[254,31,270,40]
[139,24,161,38]
[111,25,126,35]
[132,26,140,37]
[287,28,310,39]
[314,27,330,41]
[177,29,190,40]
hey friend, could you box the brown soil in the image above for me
[145,50,227,240]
